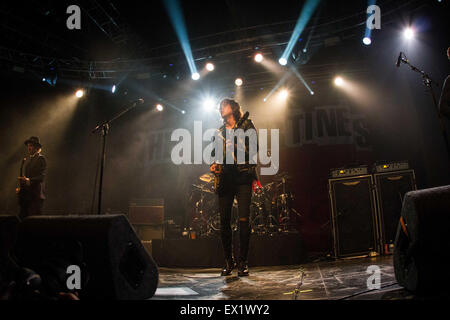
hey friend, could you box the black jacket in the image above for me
[24,153,46,200]
[214,118,258,183]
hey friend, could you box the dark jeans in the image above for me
[218,183,252,263]
[19,199,43,220]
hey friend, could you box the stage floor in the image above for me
[152,255,419,300]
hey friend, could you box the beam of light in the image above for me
[290,66,315,95]
[235,78,243,86]
[163,0,198,77]
[254,53,263,63]
[302,3,322,54]
[279,0,320,65]
[75,89,84,98]
[403,27,414,40]
[156,104,164,111]
[334,76,344,86]
[263,72,291,102]
[206,62,215,71]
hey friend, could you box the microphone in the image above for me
[396,52,403,67]
[132,98,144,105]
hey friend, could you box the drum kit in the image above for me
[187,171,301,238]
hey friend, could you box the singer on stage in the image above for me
[210,98,258,277]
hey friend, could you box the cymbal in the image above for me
[192,184,214,193]
[199,173,214,183]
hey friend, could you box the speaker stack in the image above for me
[328,161,417,258]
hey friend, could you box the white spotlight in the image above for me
[156,104,164,111]
[404,28,414,40]
[203,98,215,111]
[280,89,289,100]
[111,85,116,93]
[235,78,243,86]
[363,37,371,45]
[192,73,200,80]
[181,110,186,114]
[254,53,263,63]
[279,58,287,66]
[310,91,315,95]
[206,63,215,71]
[75,89,84,98]
[334,76,344,86]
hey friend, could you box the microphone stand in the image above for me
[399,54,450,164]
[91,100,142,215]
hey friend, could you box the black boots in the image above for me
[221,259,236,276]
[237,260,249,277]
[221,259,249,277]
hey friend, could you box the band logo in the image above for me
[286,106,371,149]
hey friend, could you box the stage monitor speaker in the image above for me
[0,215,20,256]
[394,185,450,294]
[329,175,379,258]
[374,170,416,253]
[14,214,159,300]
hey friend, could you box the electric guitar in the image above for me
[213,111,250,193]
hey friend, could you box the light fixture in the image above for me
[75,89,84,98]
[206,63,215,71]
[362,37,371,45]
[235,78,243,86]
[404,27,414,40]
[254,53,263,63]
[279,58,287,66]
[192,73,200,80]
[156,104,164,111]
[334,76,344,86]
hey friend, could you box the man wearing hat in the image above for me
[18,137,47,219]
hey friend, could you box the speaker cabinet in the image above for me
[374,170,416,253]
[14,215,159,300]
[329,175,380,258]
[394,185,450,294]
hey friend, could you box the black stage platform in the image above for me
[152,256,434,300]
[152,233,306,268]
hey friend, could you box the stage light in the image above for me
[156,104,164,111]
[280,89,289,100]
[75,89,84,98]
[279,0,320,68]
[310,91,314,95]
[206,63,215,71]
[404,27,414,40]
[254,53,263,63]
[181,110,186,114]
[203,98,215,111]
[334,77,344,86]
[235,78,243,86]
[111,85,116,93]
[192,72,200,80]
[363,37,371,45]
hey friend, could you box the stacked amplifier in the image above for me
[328,161,416,258]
